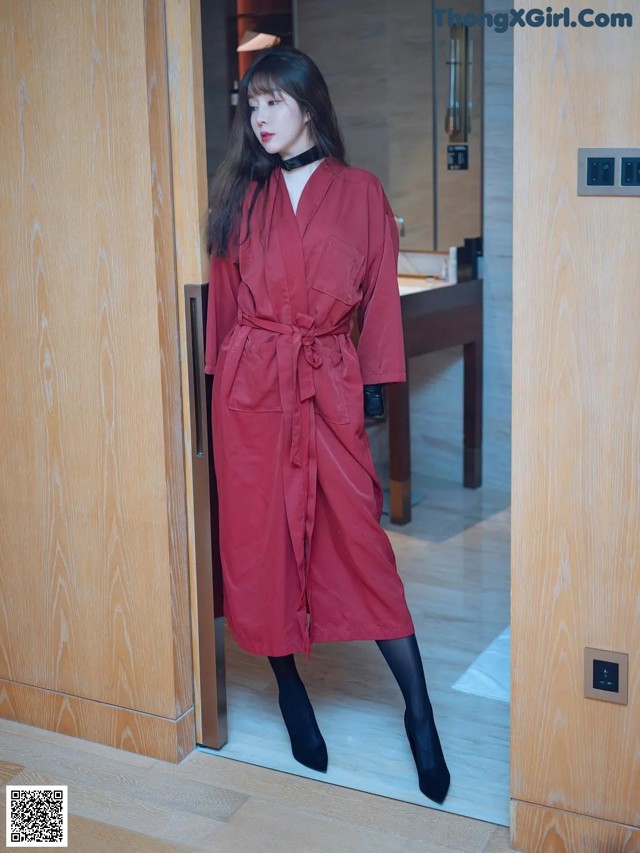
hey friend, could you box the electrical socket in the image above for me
[621,157,640,186]
[578,147,640,196]
[586,157,615,186]
[584,648,628,704]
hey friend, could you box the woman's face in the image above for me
[248,88,313,160]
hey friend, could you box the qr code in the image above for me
[6,786,68,847]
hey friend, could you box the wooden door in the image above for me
[511,3,640,847]
[0,0,222,760]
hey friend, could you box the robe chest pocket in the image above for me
[311,236,365,306]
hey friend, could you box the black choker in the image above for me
[280,145,324,171]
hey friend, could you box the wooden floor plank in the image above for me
[0,760,24,784]
[1,724,246,824]
[7,765,228,848]
[0,719,512,852]
[161,750,500,850]
[1,799,198,853]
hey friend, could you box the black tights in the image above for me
[375,633,434,721]
[268,634,436,729]
[268,653,328,772]
[376,633,449,802]
[268,633,449,800]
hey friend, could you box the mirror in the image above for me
[199,0,499,830]
[297,2,482,251]
[202,0,483,252]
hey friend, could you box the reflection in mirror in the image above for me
[199,0,509,833]
[297,0,482,251]
[202,0,483,252]
[445,24,472,143]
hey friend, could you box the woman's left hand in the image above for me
[363,384,384,418]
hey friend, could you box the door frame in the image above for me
[156,0,227,748]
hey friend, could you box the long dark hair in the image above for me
[206,46,348,257]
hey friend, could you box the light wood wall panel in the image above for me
[512,0,640,846]
[0,0,193,759]
[0,679,195,763]
[145,0,193,724]
[164,0,218,748]
[165,0,210,285]
[512,802,640,853]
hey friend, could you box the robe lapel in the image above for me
[295,158,338,241]
[273,168,308,319]
[272,160,339,318]
[264,161,342,657]
[258,172,278,250]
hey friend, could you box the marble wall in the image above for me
[201,0,232,188]
[434,3,484,251]
[298,0,435,248]
[478,1,513,492]
[369,3,513,496]
[297,0,483,251]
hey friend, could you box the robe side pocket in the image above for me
[227,331,283,413]
[311,236,365,306]
[312,338,350,425]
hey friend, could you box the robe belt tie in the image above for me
[236,309,352,466]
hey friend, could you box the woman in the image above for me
[204,46,450,805]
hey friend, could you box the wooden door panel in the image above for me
[0,0,191,729]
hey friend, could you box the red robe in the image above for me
[204,157,414,658]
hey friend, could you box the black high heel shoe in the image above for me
[404,709,450,804]
[278,693,328,773]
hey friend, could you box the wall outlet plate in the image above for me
[578,148,640,196]
[584,647,628,704]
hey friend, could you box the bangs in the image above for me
[247,68,285,99]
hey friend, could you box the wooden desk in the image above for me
[385,277,483,524]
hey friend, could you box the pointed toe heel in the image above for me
[291,738,328,773]
[277,692,329,773]
[404,710,451,805]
